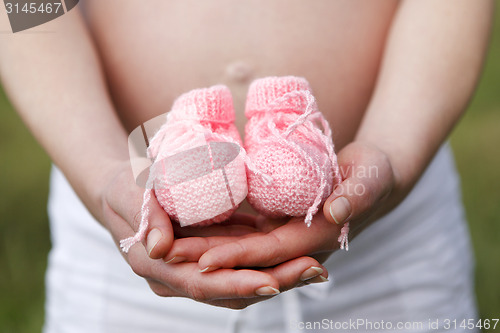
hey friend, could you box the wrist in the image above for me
[68,158,131,224]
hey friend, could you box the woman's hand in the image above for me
[128,0,494,296]
[163,141,401,272]
[100,161,329,309]
[323,141,399,232]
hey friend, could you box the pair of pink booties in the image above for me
[120,76,349,253]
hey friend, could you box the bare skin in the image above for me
[0,0,493,310]
[82,0,397,218]
[79,0,398,147]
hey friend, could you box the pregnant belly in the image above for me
[82,0,398,150]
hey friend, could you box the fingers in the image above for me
[108,198,331,309]
[103,167,333,309]
[153,254,328,308]
[164,234,261,264]
[261,256,329,292]
[105,196,280,306]
[165,213,263,263]
[323,142,395,226]
[209,256,329,309]
[165,215,284,264]
[197,215,340,271]
[166,215,261,265]
[164,217,303,266]
[129,251,280,301]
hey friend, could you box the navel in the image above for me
[225,60,254,83]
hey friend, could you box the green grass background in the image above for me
[1,9,499,333]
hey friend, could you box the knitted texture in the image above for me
[120,85,249,252]
[245,76,349,249]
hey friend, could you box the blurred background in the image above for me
[1,7,499,333]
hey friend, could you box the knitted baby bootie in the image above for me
[120,85,250,252]
[244,76,349,249]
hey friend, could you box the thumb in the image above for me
[142,191,174,259]
[102,164,174,259]
[322,142,394,226]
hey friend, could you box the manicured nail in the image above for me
[165,256,186,264]
[306,275,329,284]
[146,228,163,256]
[199,266,216,273]
[300,266,324,281]
[329,197,351,224]
[255,286,280,296]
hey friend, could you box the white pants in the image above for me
[43,144,478,333]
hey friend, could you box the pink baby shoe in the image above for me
[245,76,349,249]
[120,85,257,253]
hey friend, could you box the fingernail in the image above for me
[146,228,163,256]
[165,256,186,264]
[300,266,324,281]
[329,197,351,224]
[306,275,329,284]
[255,286,280,296]
[199,266,216,273]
